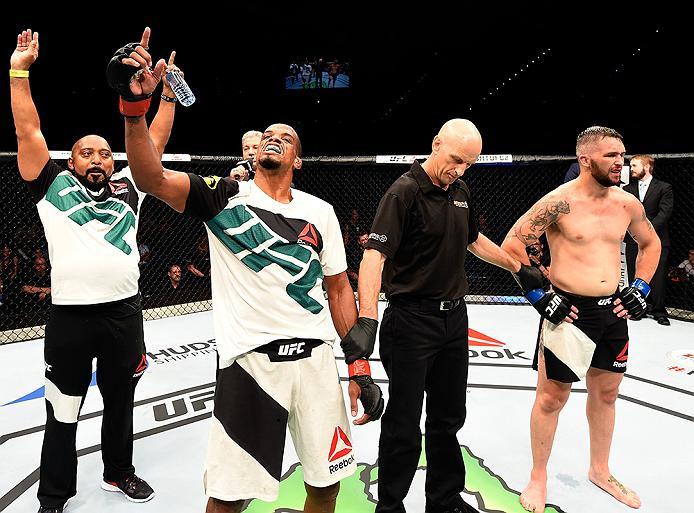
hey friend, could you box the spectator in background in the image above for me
[343,208,364,241]
[563,162,580,182]
[138,242,152,270]
[21,255,51,304]
[346,231,369,288]
[672,248,694,281]
[166,264,184,290]
[1,244,21,308]
[1,244,20,282]
[187,235,211,279]
[160,263,191,306]
[624,154,674,325]
[229,130,262,181]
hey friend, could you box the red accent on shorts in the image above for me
[328,426,352,462]
[616,342,629,362]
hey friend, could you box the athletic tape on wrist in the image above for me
[525,288,545,305]
[119,97,151,117]
[348,359,371,378]
[631,278,651,297]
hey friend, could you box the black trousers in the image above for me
[376,300,469,513]
[38,294,146,508]
[626,243,669,318]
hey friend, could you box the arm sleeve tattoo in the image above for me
[508,200,570,245]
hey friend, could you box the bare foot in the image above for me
[520,480,546,512]
[589,472,641,509]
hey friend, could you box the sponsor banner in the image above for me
[375,154,513,165]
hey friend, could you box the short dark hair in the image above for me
[576,126,623,156]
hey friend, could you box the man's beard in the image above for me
[590,165,619,188]
[75,168,108,192]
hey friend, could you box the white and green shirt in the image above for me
[184,175,346,365]
[26,160,144,305]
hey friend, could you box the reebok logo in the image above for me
[328,426,352,463]
[615,342,628,362]
[278,342,305,356]
[298,223,319,247]
[613,342,628,368]
[108,182,128,196]
[597,298,613,306]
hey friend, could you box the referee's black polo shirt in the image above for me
[365,160,478,301]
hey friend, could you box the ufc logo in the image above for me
[278,342,305,356]
[545,295,562,316]
[598,298,612,306]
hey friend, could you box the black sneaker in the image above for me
[37,497,70,512]
[101,474,155,503]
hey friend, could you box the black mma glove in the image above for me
[349,360,384,421]
[106,42,152,117]
[618,278,651,320]
[513,263,573,325]
[340,317,378,364]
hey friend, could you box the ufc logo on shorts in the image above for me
[278,342,305,356]
[545,295,562,316]
[597,298,612,306]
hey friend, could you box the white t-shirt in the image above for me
[184,175,346,365]
[26,161,144,304]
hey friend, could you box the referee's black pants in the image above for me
[376,300,469,513]
[37,294,147,508]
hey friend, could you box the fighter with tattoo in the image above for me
[502,127,661,512]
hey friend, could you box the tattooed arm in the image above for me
[502,194,578,323]
[626,196,661,283]
[501,194,570,269]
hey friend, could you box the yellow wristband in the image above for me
[9,69,29,78]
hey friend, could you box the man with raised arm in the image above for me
[107,28,383,513]
[9,28,181,512]
[501,126,661,512]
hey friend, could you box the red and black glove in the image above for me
[348,359,384,421]
[106,42,152,117]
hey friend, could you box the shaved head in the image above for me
[265,123,302,157]
[71,135,111,158]
[423,118,482,187]
[437,118,482,148]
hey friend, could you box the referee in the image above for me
[347,119,522,513]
